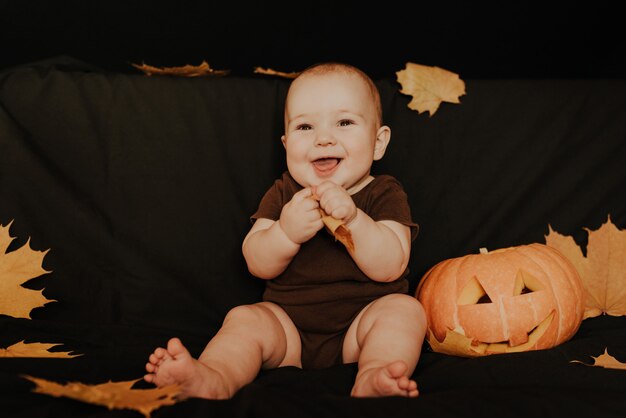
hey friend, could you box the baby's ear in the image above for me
[281,135,287,148]
[373,126,391,160]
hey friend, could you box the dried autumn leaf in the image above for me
[131,61,229,77]
[396,62,466,116]
[23,375,180,418]
[571,348,626,370]
[0,341,81,358]
[320,210,355,252]
[0,221,54,318]
[426,329,486,358]
[253,67,300,79]
[545,216,626,319]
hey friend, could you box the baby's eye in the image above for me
[296,124,312,131]
[338,119,354,127]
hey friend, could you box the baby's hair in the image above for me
[292,62,383,125]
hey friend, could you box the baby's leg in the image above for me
[144,302,301,399]
[343,294,427,398]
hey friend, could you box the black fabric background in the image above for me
[1,2,624,80]
[0,58,625,417]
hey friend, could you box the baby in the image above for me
[144,62,427,399]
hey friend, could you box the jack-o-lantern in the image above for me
[415,243,584,357]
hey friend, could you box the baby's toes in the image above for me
[406,380,418,397]
[154,347,170,359]
[397,375,411,390]
[148,353,161,366]
[150,348,171,364]
[145,361,157,373]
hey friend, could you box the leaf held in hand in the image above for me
[320,210,355,252]
[23,375,180,418]
[396,62,466,116]
[0,341,81,358]
[545,216,626,319]
[0,221,54,318]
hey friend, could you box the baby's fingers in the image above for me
[292,187,315,202]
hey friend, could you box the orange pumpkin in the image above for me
[415,243,584,357]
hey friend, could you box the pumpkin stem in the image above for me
[479,247,489,254]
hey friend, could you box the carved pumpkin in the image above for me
[415,244,584,357]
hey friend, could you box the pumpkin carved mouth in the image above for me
[428,311,555,356]
[468,311,554,354]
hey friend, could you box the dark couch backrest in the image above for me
[1,61,625,335]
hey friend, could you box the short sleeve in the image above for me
[357,175,419,241]
[250,179,284,222]
[250,172,303,223]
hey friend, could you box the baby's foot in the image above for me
[144,337,230,399]
[351,360,419,398]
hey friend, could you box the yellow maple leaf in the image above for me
[0,341,81,358]
[571,348,626,370]
[23,375,180,418]
[396,62,466,116]
[131,61,229,77]
[0,221,54,318]
[545,216,626,319]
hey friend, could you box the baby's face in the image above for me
[282,72,384,193]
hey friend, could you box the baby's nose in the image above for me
[315,132,336,146]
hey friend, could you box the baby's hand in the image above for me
[279,187,324,244]
[313,181,357,225]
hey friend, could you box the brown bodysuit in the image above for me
[251,172,418,369]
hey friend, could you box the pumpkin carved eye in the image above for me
[415,244,585,357]
[458,270,544,306]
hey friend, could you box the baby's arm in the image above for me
[348,212,411,282]
[242,187,324,279]
[315,182,410,282]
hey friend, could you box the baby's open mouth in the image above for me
[313,157,341,173]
